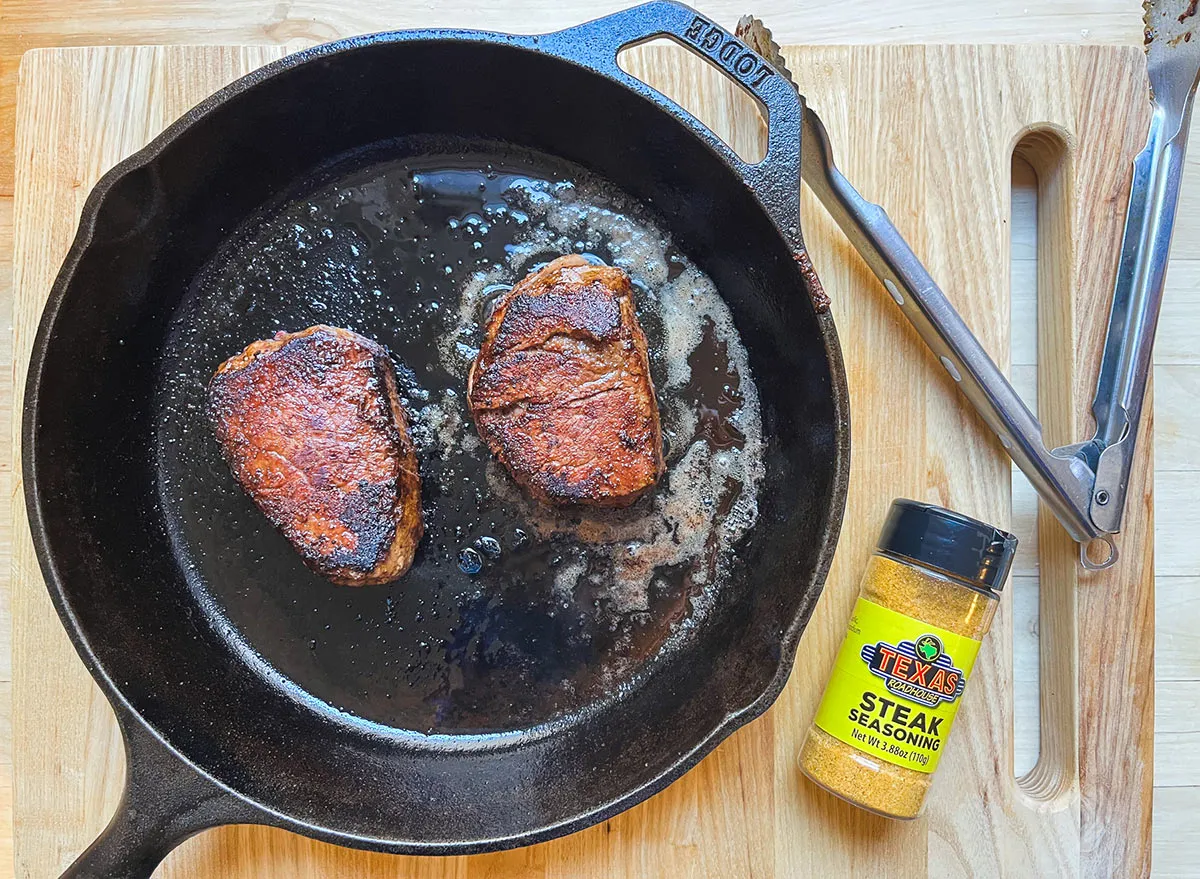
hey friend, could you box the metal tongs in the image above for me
[739,1,1200,570]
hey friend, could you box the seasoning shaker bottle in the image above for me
[799,499,1018,819]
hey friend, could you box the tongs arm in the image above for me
[1085,94,1194,535]
[739,8,1196,571]
[799,111,1104,554]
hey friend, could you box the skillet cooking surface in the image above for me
[159,138,768,733]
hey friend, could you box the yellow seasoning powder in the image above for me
[799,499,1017,819]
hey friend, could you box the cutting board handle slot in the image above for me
[1009,126,1080,808]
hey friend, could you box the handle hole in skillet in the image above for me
[617,38,767,164]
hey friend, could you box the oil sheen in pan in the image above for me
[156,137,765,735]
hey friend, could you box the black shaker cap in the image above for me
[877,499,1018,597]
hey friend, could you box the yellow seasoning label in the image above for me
[813,597,982,773]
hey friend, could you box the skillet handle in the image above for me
[539,0,804,244]
[60,717,256,879]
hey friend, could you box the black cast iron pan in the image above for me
[24,3,849,875]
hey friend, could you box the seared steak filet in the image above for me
[468,255,664,507]
[208,325,423,585]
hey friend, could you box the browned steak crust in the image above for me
[208,325,423,585]
[468,255,664,507]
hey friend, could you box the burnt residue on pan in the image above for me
[155,137,765,734]
[793,249,830,313]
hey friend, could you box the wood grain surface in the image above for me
[9,40,1161,877]
[0,1,1147,199]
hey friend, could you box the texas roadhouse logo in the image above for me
[860,634,966,707]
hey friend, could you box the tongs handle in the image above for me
[799,111,1103,549]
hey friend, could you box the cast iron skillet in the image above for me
[24,3,849,876]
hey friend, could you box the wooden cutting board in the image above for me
[10,42,1154,878]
